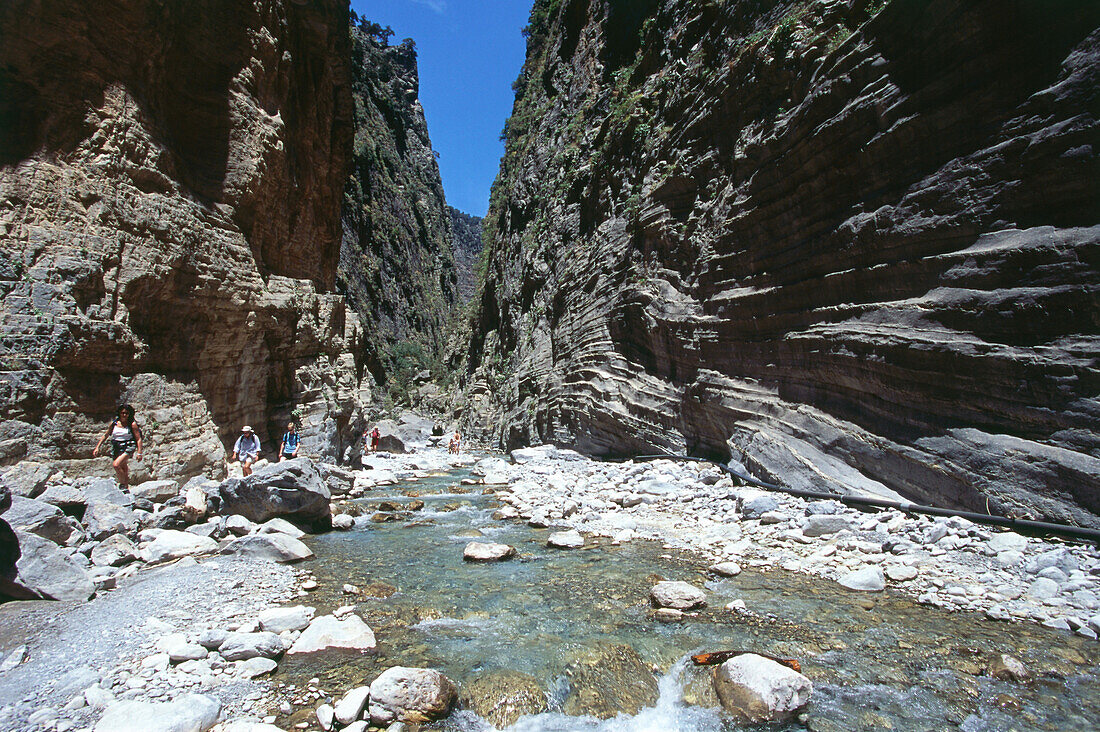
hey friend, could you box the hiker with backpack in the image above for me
[93,404,143,490]
[279,422,300,461]
[231,424,262,476]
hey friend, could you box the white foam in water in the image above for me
[451,658,726,732]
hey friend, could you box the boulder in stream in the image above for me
[712,653,813,723]
[649,580,706,610]
[459,669,547,728]
[217,458,331,531]
[562,643,659,718]
[368,666,458,725]
[220,533,313,563]
[547,529,584,549]
[463,541,516,562]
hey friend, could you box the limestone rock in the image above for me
[130,480,179,504]
[562,643,659,718]
[713,653,813,723]
[333,686,371,726]
[463,541,516,561]
[0,0,367,485]
[140,530,217,564]
[838,567,886,592]
[5,496,82,545]
[458,670,547,729]
[217,459,332,531]
[458,0,1100,527]
[649,580,706,610]
[91,534,140,567]
[288,614,376,654]
[258,605,316,634]
[93,693,220,732]
[13,530,95,601]
[220,533,313,563]
[368,667,458,726]
[218,632,285,662]
[547,530,585,549]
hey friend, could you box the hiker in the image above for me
[448,431,461,454]
[365,425,381,453]
[231,425,261,476]
[93,404,143,490]
[279,422,300,461]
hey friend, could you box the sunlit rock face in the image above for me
[465,0,1100,525]
[0,0,367,481]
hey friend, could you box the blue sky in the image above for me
[350,1,533,217]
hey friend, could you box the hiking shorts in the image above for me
[111,438,136,458]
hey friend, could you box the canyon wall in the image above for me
[465,0,1100,525]
[339,25,459,404]
[0,0,366,483]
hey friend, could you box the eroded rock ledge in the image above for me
[465,0,1100,525]
[0,0,366,481]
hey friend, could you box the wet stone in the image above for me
[458,670,547,728]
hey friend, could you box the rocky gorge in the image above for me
[1,0,1099,730]
[462,0,1100,527]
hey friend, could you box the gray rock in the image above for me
[218,631,285,661]
[885,565,918,582]
[1,462,52,498]
[14,530,95,601]
[803,514,851,537]
[197,628,229,651]
[257,605,315,634]
[986,532,1028,553]
[331,514,354,530]
[140,530,217,563]
[36,484,88,512]
[334,686,371,725]
[220,533,313,563]
[713,654,813,723]
[463,541,516,561]
[217,458,331,531]
[709,561,742,577]
[225,515,258,536]
[84,502,140,540]
[287,614,376,654]
[805,500,844,515]
[77,478,132,507]
[316,703,335,731]
[90,534,140,567]
[649,580,706,610]
[837,567,886,592]
[1037,566,1069,584]
[924,524,950,544]
[1026,548,1078,575]
[93,693,220,732]
[368,666,458,726]
[1028,577,1060,599]
[547,530,584,548]
[130,480,178,504]
[257,517,306,538]
[236,657,278,678]
[740,493,779,519]
[6,496,82,545]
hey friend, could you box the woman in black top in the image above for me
[93,404,143,490]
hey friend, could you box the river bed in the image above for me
[273,466,1100,731]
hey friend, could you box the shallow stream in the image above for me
[278,467,1100,731]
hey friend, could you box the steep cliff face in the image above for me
[0,0,365,481]
[467,0,1100,525]
[448,206,485,304]
[339,26,458,403]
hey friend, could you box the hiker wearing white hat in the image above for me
[231,424,261,476]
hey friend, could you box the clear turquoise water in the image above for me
[277,468,1100,731]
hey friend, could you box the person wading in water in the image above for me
[93,404,143,490]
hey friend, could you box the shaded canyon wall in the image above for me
[464,0,1100,525]
[0,0,366,482]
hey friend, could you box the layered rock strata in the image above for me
[0,0,366,481]
[465,0,1100,525]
